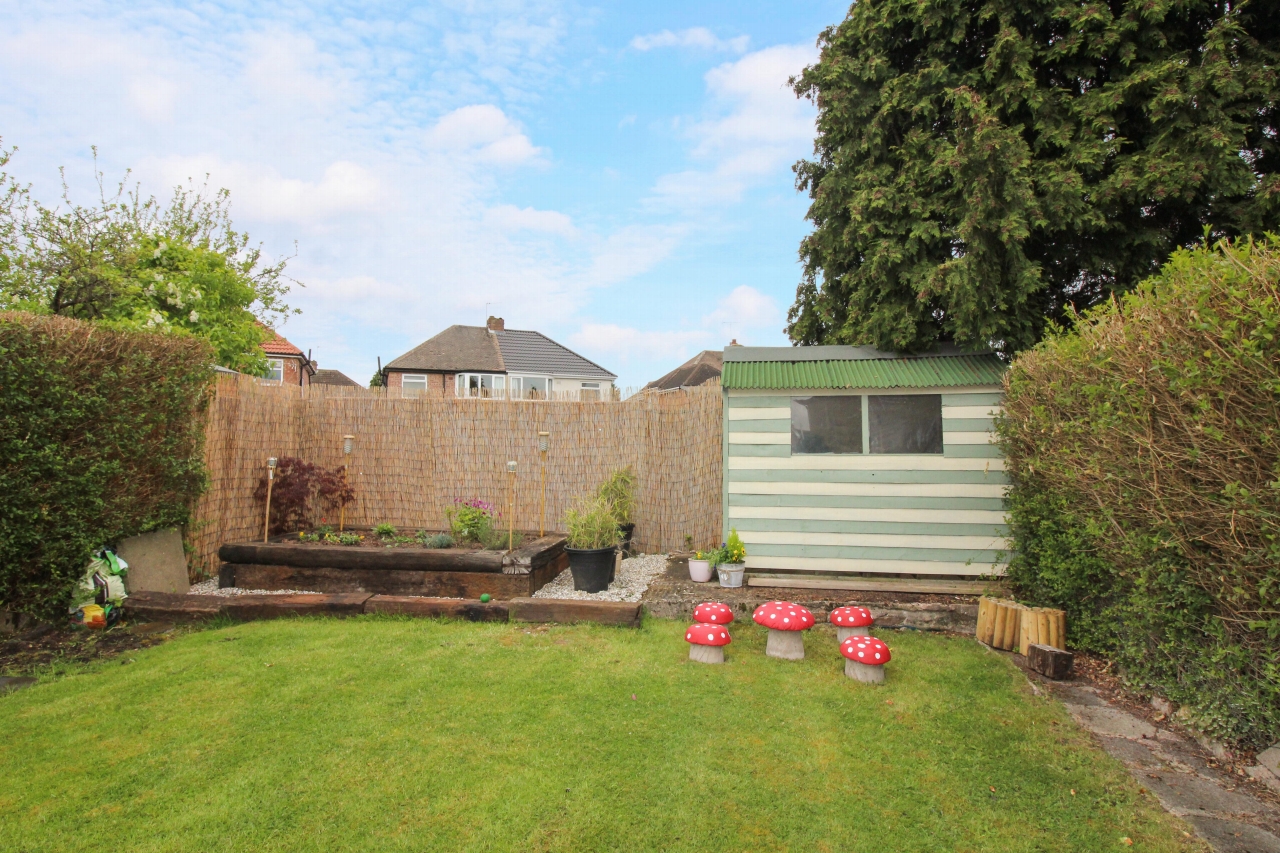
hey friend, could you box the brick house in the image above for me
[382,317,616,400]
[261,329,316,387]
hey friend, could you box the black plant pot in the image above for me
[619,523,636,557]
[566,546,616,593]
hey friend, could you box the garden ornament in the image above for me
[841,636,891,684]
[692,602,734,625]
[752,601,813,660]
[685,622,731,664]
[830,606,874,642]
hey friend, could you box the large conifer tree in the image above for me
[788,0,1279,354]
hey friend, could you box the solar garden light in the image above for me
[339,435,355,531]
[263,457,278,543]
[507,460,518,552]
[537,431,550,536]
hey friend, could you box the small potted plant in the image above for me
[717,529,747,588]
[688,547,715,583]
[563,496,622,593]
[597,467,637,554]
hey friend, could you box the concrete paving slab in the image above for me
[1185,817,1280,853]
[1066,703,1158,740]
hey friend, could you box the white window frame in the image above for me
[264,358,284,383]
[579,382,601,402]
[455,373,507,398]
[509,375,552,400]
[401,374,428,394]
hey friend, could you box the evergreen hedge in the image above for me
[997,238,1280,749]
[0,313,213,620]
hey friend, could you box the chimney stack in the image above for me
[487,316,505,332]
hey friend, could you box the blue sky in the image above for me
[0,0,850,388]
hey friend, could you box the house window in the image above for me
[402,374,428,394]
[264,359,284,383]
[513,376,549,399]
[580,382,600,402]
[791,396,862,454]
[455,373,506,398]
[869,394,943,454]
[790,394,944,455]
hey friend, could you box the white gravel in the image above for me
[188,579,322,597]
[534,553,667,602]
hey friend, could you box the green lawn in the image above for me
[0,617,1200,852]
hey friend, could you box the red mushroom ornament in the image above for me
[841,635,891,683]
[693,602,734,625]
[829,606,874,642]
[752,600,814,660]
[686,623,732,664]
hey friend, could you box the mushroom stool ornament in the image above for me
[830,606,874,642]
[693,601,734,625]
[686,623,731,664]
[841,635,891,683]
[752,601,814,660]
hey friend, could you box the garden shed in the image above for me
[720,345,1009,591]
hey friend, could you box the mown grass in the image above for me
[0,616,1201,852]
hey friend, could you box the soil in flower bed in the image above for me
[279,530,526,551]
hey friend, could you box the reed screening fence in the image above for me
[188,376,723,575]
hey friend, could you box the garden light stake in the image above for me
[538,431,549,537]
[340,435,354,531]
[263,457,278,543]
[507,460,517,551]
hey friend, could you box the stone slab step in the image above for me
[364,596,508,622]
[508,598,642,628]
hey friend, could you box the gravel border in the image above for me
[188,579,322,597]
[533,553,667,602]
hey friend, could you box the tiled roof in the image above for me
[386,325,616,380]
[312,369,360,387]
[644,350,722,390]
[722,345,1006,390]
[385,325,504,372]
[493,329,616,380]
[260,330,304,356]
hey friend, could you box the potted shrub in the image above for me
[563,496,622,593]
[597,467,637,554]
[717,529,747,588]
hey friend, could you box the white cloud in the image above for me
[152,157,384,224]
[630,28,749,54]
[648,43,817,210]
[485,204,577,237]
[584,224,685,286]
[702,285,781,341]
[426,105,544,166]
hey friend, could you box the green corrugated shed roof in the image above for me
[722,354,1006,390]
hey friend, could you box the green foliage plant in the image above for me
[0,312,213,619]
[563,497,622,551]
[417,532,455,549]
[997,237,1280,748]
[372,523,397,539]
[595,466,637,525]
[787,0,1279,356]
[722,529,746,565]
[0,143,298,373]
[446,499,497,545]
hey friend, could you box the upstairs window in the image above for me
[790,394,943,454]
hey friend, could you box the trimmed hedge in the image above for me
[0,313,213,619]
[997,238,1280,750]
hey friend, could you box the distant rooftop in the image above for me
[644,349,722,391]
[385,320,615,380]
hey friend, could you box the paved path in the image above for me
[1042,677,1280,852]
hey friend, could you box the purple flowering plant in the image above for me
[446,497,498,543]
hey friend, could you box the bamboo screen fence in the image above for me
[188,375,723,576]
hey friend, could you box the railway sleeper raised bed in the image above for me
[217,535,567,599]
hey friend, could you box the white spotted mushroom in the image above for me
[686,622,731,664]
[840,635,891,684]
[829,606,874,642]
[751,600,814,660]
[693,601,734,625]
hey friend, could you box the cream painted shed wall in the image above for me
[723,386,1008,578]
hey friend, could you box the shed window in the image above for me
[791,396,862,454]
[868,394,943,454]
